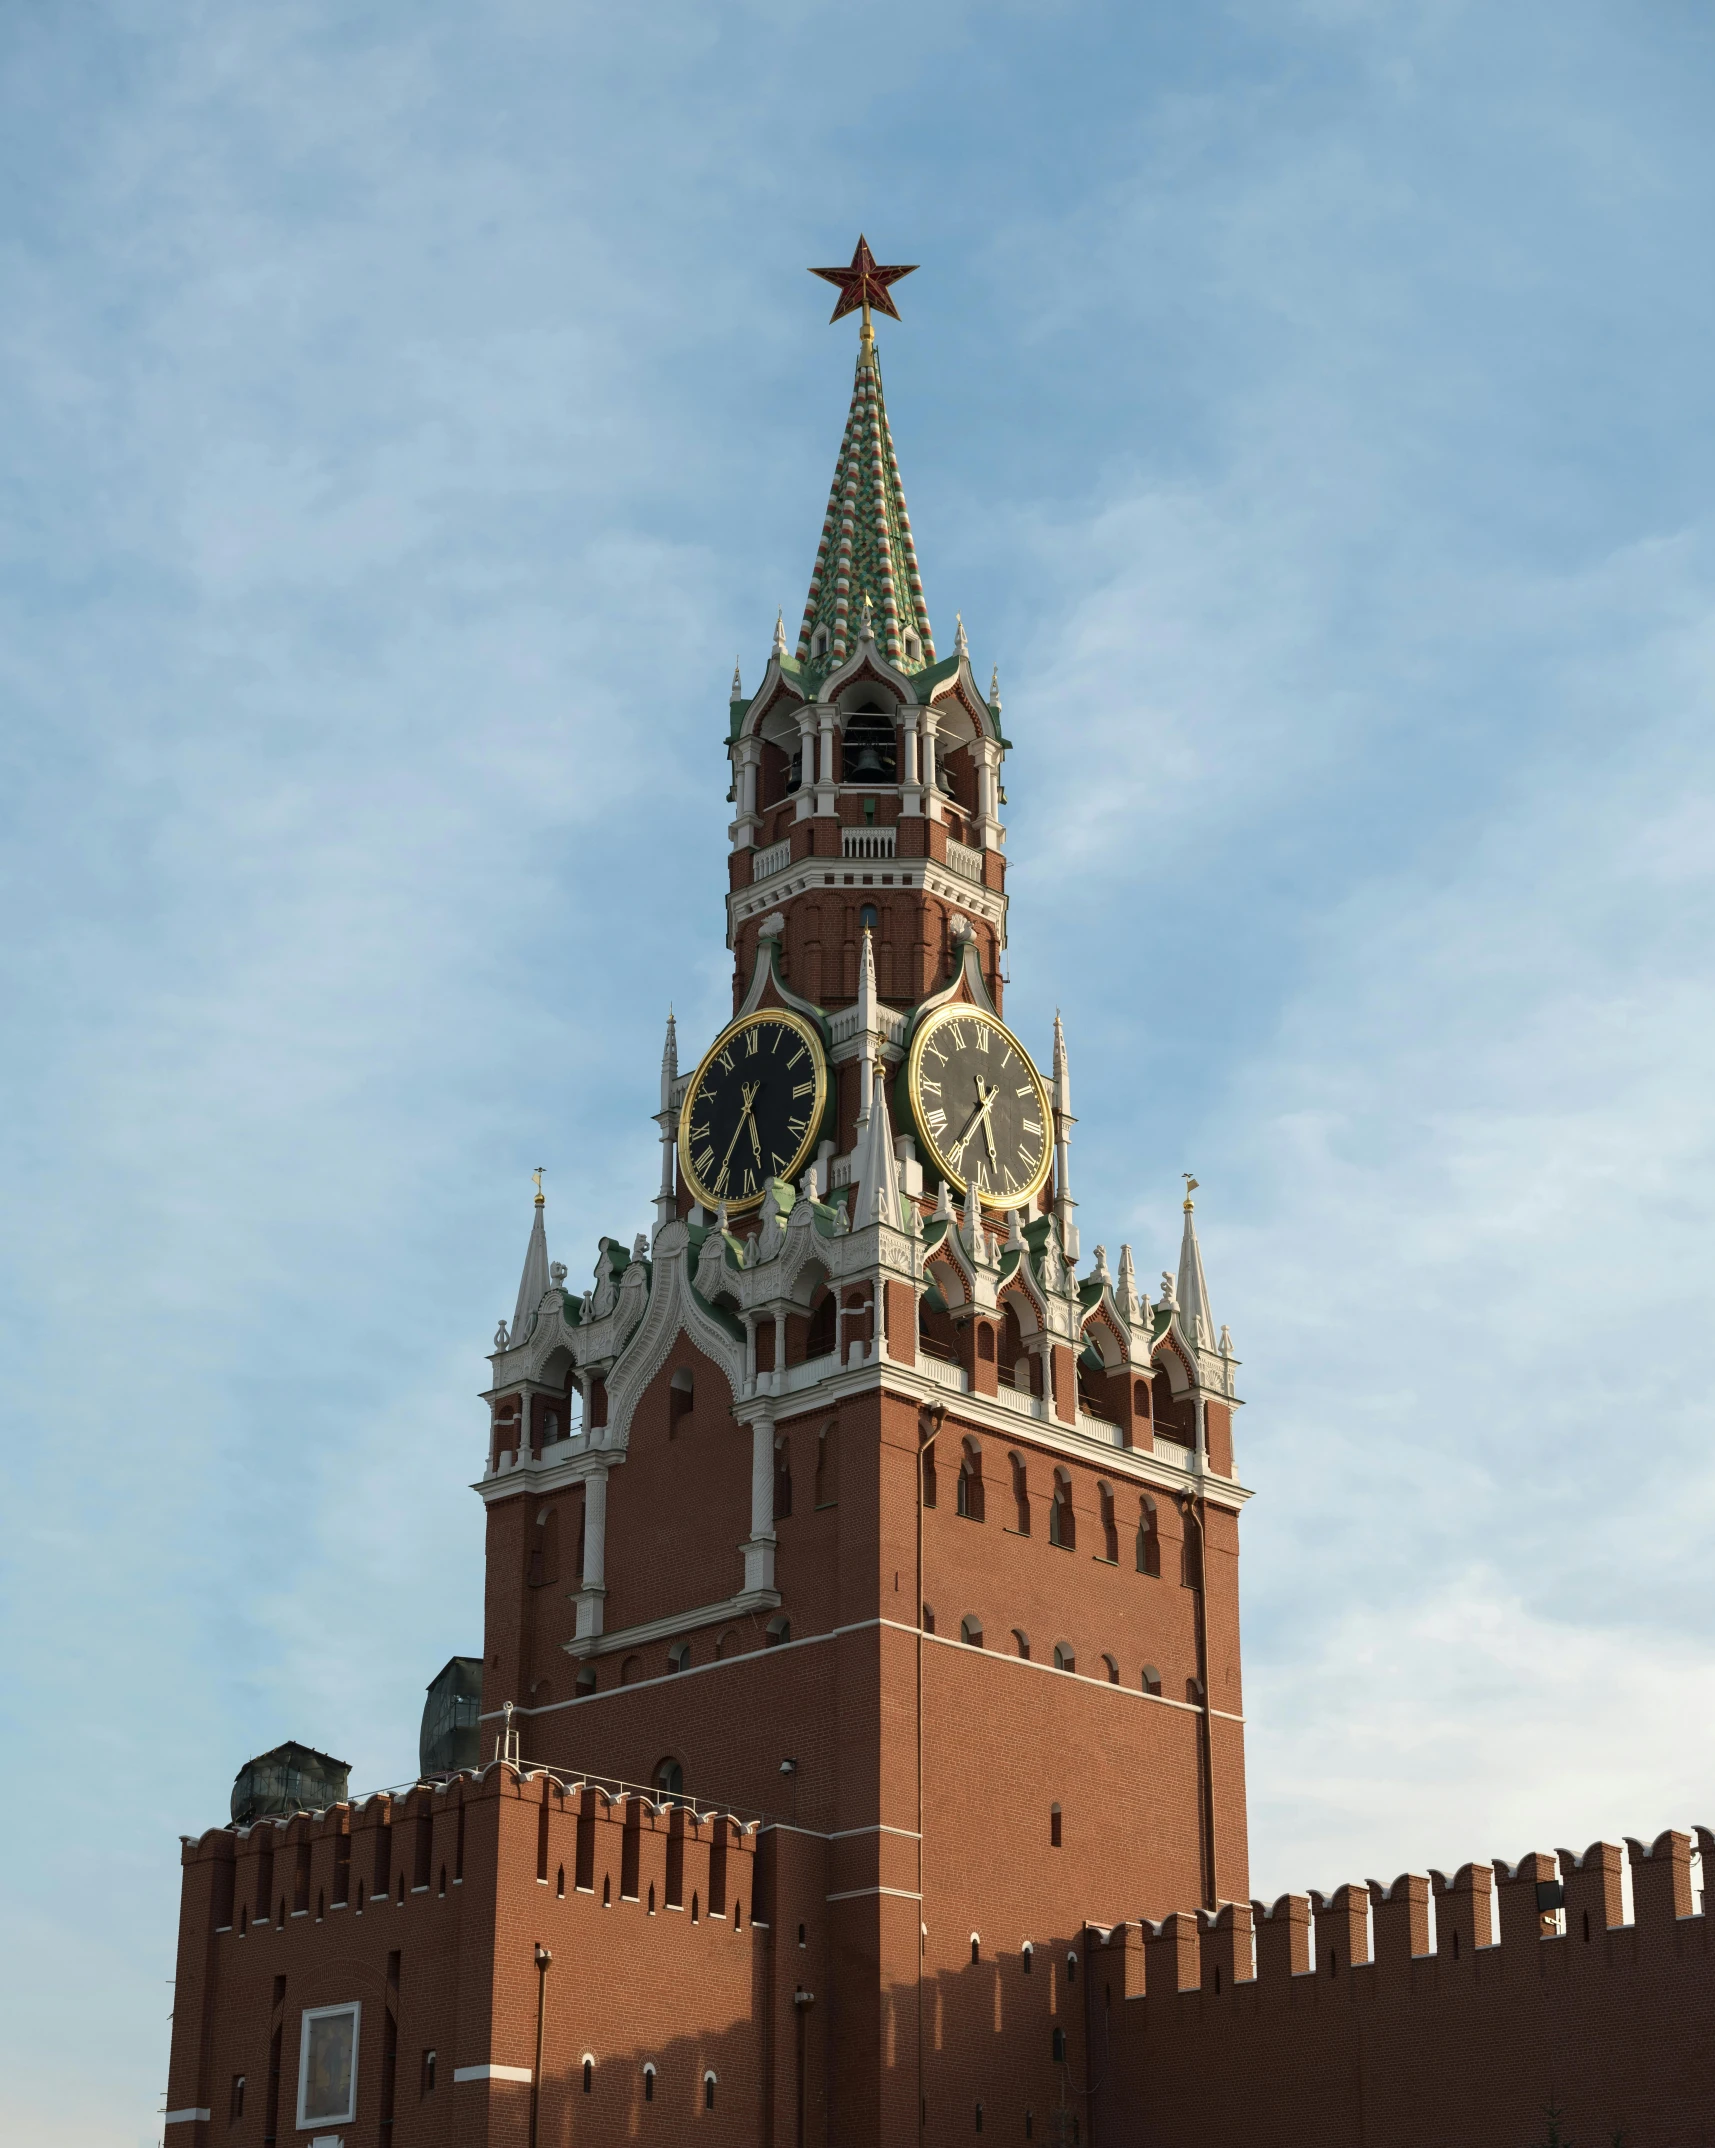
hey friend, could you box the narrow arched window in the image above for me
[644,2064,655,2102]
[956,1440,985,1521]
[620,1654,642,1685]
[1009,1453,1030,1534]
[1022,1941,1034,1974]
[583,2057,594,2094]
[1053,1642,1075,1675]
[669,1366,694,1437]
[704,2071,718,2111]
[960,1615,983,1648]
[921,1436,938,1508]
[1141,1664,1163,1696]
[652,1757,684,1800]
[1137,1496,1161,1577]
[556,1864,565,1897]
[970,1933,981,1964]
[922,1603,936,1635]
[1102,1654,1119,1685]
[859,901,879,934]
[765,1616,790,1647]
[1050,1804,1063,1849]
[1049,1471,1076,1550]
[668,1641,691,1674]
[1012,1628,1030,1661]
[1098,1482,1119,1563]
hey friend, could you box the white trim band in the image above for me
[453,2063,534,2084]
[826,1885,923,1903]
[163,2114,211,2127]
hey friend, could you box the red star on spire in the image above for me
[809,235,918,325]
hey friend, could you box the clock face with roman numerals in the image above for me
[678,1008,830,1215]
[906,1004,1053,1207]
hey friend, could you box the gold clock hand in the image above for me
[715,1083,760,1183]
[948,1081,1000,1163]
[979,1082,1000,1167]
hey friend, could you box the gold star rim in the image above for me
[809,234,917,327]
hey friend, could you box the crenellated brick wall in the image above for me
[1083,1826,1715,2147]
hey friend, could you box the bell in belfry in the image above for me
[842,708,896,781]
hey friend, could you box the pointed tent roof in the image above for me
[1176,1195,1214,1352]
[511,1192,551,1344]
[659,1006,679,1110]
[794,329,936,684]
[851,1068,903,1231]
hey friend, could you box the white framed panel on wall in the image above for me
[296,2000,361,2131]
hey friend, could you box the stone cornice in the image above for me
[727,850,1007,951]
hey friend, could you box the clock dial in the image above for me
[678,1009,829,1214]
[906,1005,1053,1207]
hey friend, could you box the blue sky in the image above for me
[4,2,1714,2138]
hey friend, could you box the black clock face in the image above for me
[678,1009,829,1214]
[907,1006,1053,1205]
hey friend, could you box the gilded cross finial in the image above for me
[809,235,917,338]
[1183,1173,1199,1212]
[533,1166,545,1208]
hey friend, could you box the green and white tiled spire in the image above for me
[795,324,936,681]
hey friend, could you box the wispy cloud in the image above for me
[3,2,1714,2138]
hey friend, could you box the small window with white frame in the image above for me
[297,2001,361,2129]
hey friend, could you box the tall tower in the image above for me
[477,242,1253,2143]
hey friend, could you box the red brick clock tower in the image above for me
[165,242,1253,2148]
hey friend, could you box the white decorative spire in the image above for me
[655,1008,680,1233]
[989,665,1001,710]
[772,608,787,658]
[659,1007,678,1109]
[962,1173,982,1248]
[953,612,969,657]
[1116,1243,1140,1324]
[1176,1177,1214,1350]
[1050,1012,1079,1261]
[510,1174,551,1345]
[730,659,744,701]
[851,1069,902,1230]
[855,928,881,1129]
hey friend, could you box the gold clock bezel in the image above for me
[677,1007,830,1215]
[905,1003,1054,1207]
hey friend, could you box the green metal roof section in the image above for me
[909,649,962,702]
[794,330,936,689]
